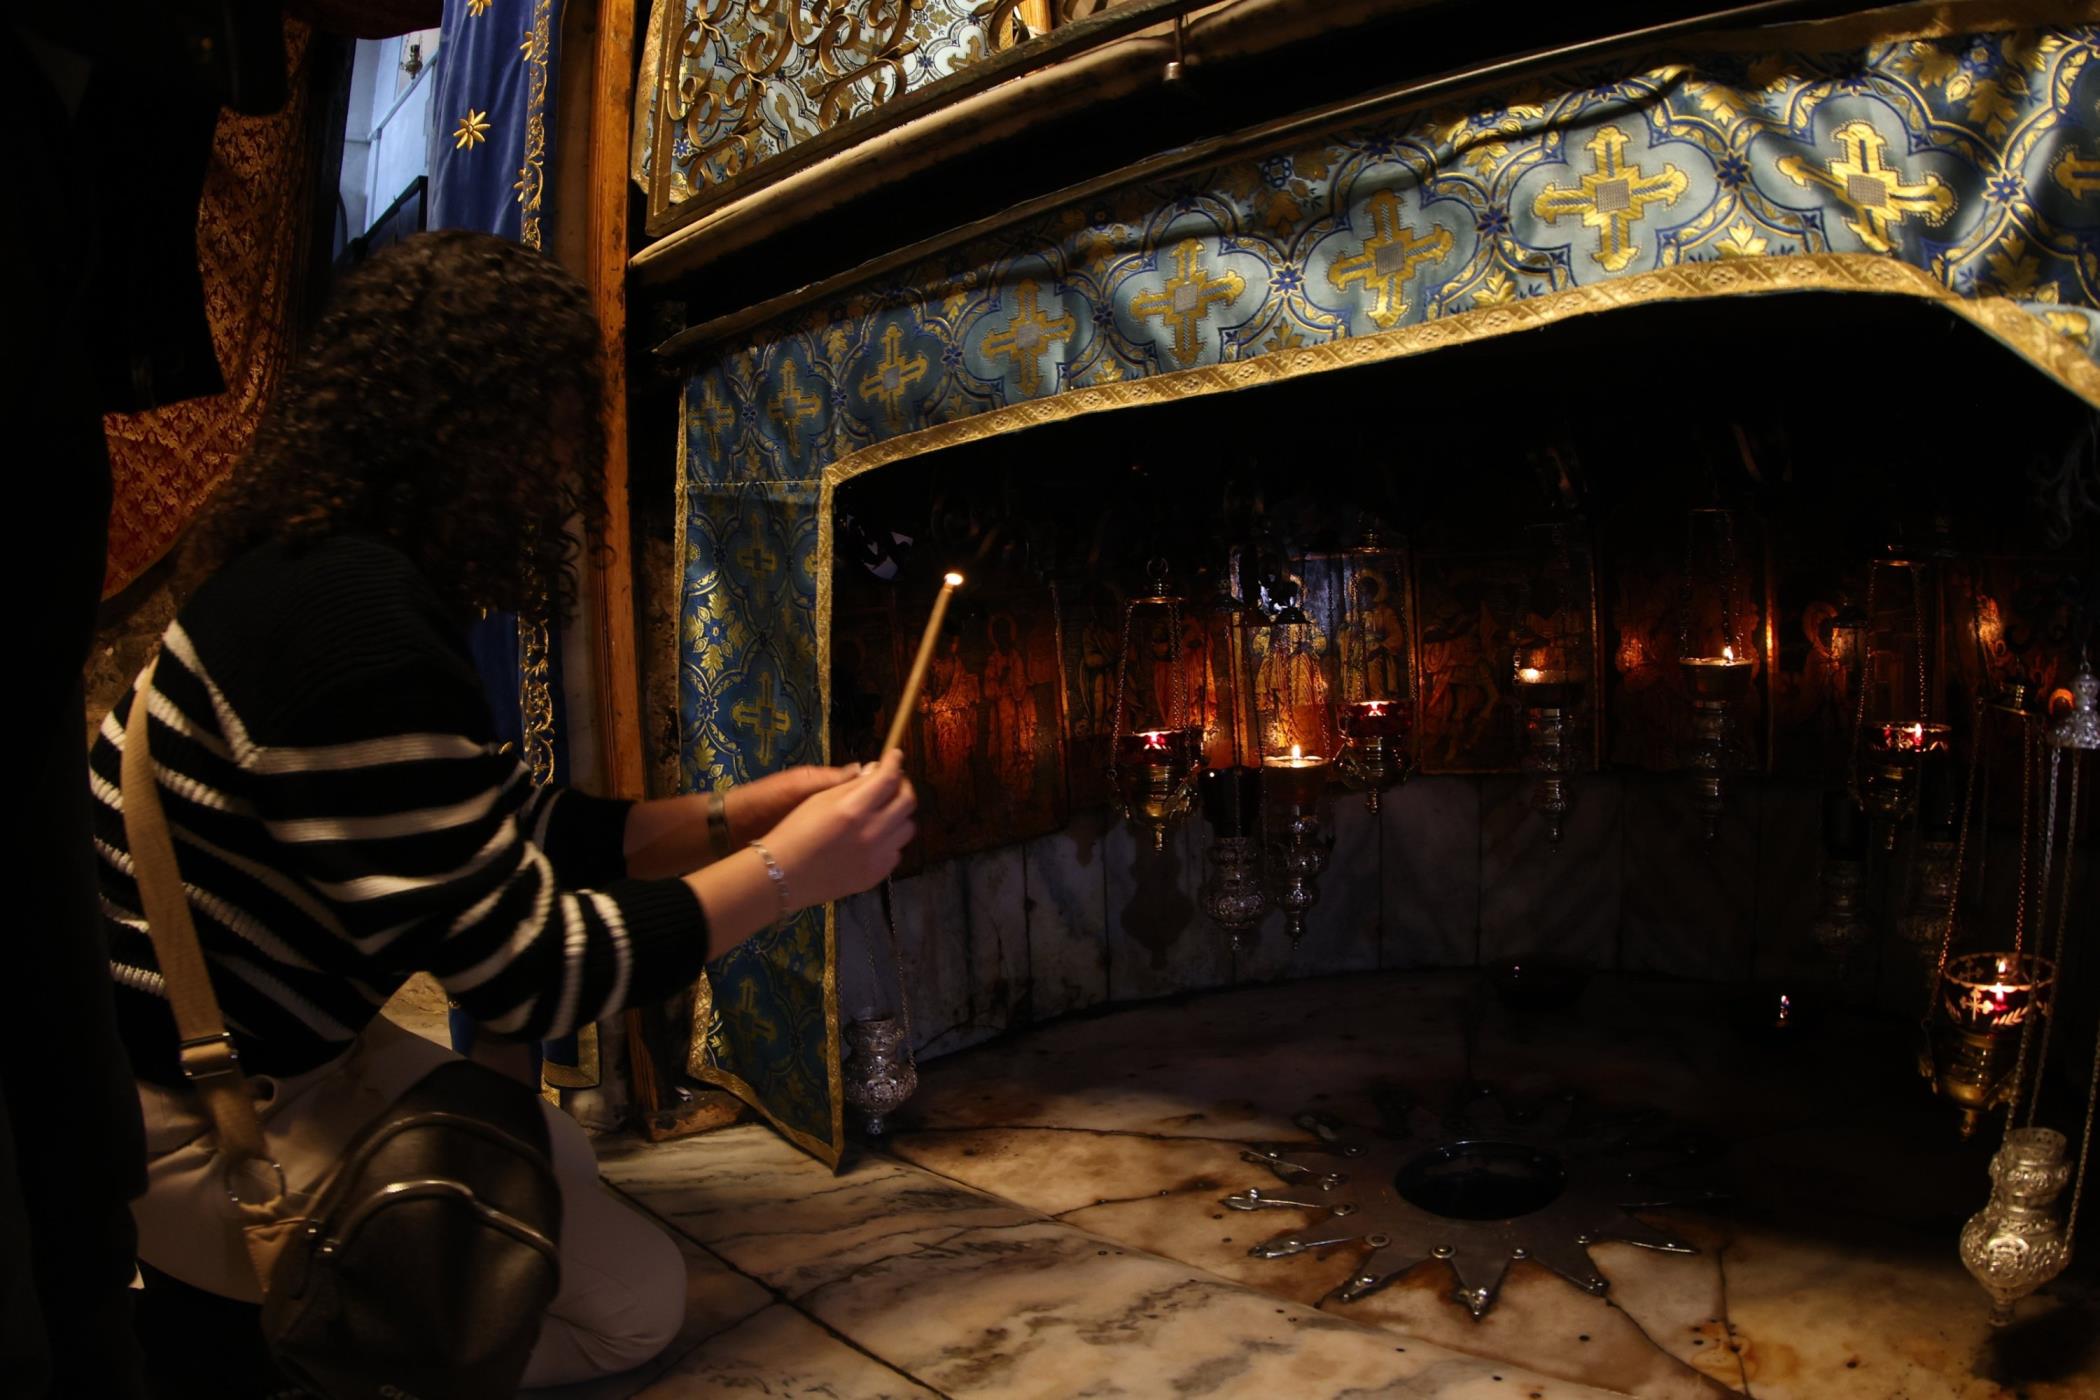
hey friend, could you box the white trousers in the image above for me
[132,1016,685,1388]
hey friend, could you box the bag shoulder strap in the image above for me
[120,662,280,1209]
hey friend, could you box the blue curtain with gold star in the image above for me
[428,0,554,245]
[427,0,588,1083]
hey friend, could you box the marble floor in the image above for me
[545,973,2100,1399]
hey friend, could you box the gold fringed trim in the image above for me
[683,902,845,1169]
[823,253,2097,498]
[1660,0,2095,53]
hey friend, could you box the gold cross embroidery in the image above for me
[733,526,780,578]
[767,359,822,456]
[981,282,1076,395]
[729,672,794,768]
[1130,239,1245,366]
[1531,125,1689,272]
[1326,189,1455,328]
[1777,120,1955,253]
[697,380,738,459]
[855,324,930,428]
[2053,146,2100,200]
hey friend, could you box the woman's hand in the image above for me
[723,764,860,843]
[760,749,916,909]
[683,752,915,959]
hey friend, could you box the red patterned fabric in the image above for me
[101,20,316,598]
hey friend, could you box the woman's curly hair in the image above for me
[206,231,606,618]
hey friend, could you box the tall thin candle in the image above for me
[883,572,964,756]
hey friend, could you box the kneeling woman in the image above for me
[89,231,914,1387]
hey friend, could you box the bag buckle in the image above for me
[178,1032,242,1082]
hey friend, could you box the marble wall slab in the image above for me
[1231,794,1384,984]
[1479,773,1624,971]
[884,761,1825,1068]
[887,861,974,1057]
[1619,774,1760,981]
[1106,817,1231,1002]
[1748,783,1825,984]
[958,843,1029,1046]
[835,890,892,1022]
[1022,820,1109,1020]
[1381,777,1482,969]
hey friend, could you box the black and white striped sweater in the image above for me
[90,536,708,1086]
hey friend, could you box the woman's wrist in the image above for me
[684,847,795,961]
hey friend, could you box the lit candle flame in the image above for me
[943,571,965,587]
[1722,644,1735,663]
[1290,743,1303,762]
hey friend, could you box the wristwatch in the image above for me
[706,789,733,861]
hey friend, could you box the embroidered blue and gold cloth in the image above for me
[680,18,2100,1167]
[427,0,554,245]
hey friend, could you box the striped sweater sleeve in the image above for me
[158,616,705,1043]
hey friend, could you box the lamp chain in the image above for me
[2026,751,2079,1129]
[2014,721,2036,957]
[1847,563,1884,810]
[2066,988,2099,1248]
[1924,693,1987,1025]
[1106,594,1138,793]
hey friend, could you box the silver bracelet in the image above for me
[747,840,790,925]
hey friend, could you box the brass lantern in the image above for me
[1330,527,1415,813]
[1108,562,1201,851]
[1251,565,1333,946]
[1677,506,1756,839]
[1197,584,1268,947]
[1511,519,1594,845]
[1847,554,1950,847]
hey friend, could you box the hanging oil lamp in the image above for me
[1847,555,1950,848]
[1512,520,1593,845]
[1197,586,1269,947]
[1677,506,1756,840]
[1916,690,2064,1137]
[1252,567,1333,946]
[1108,562,1201,851]
[1331,527,1414,813]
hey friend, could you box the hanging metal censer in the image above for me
[1253,566,1333,946]
[1108,561,1201,852]
[1960,1127,2073,1325]
[1511,520,1595,845]
[1198,586,1269,947]
[1676,507,1756,840]
[1331,527,1415,814]
[1847,555,1950,850]
[843,880,918,1136]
